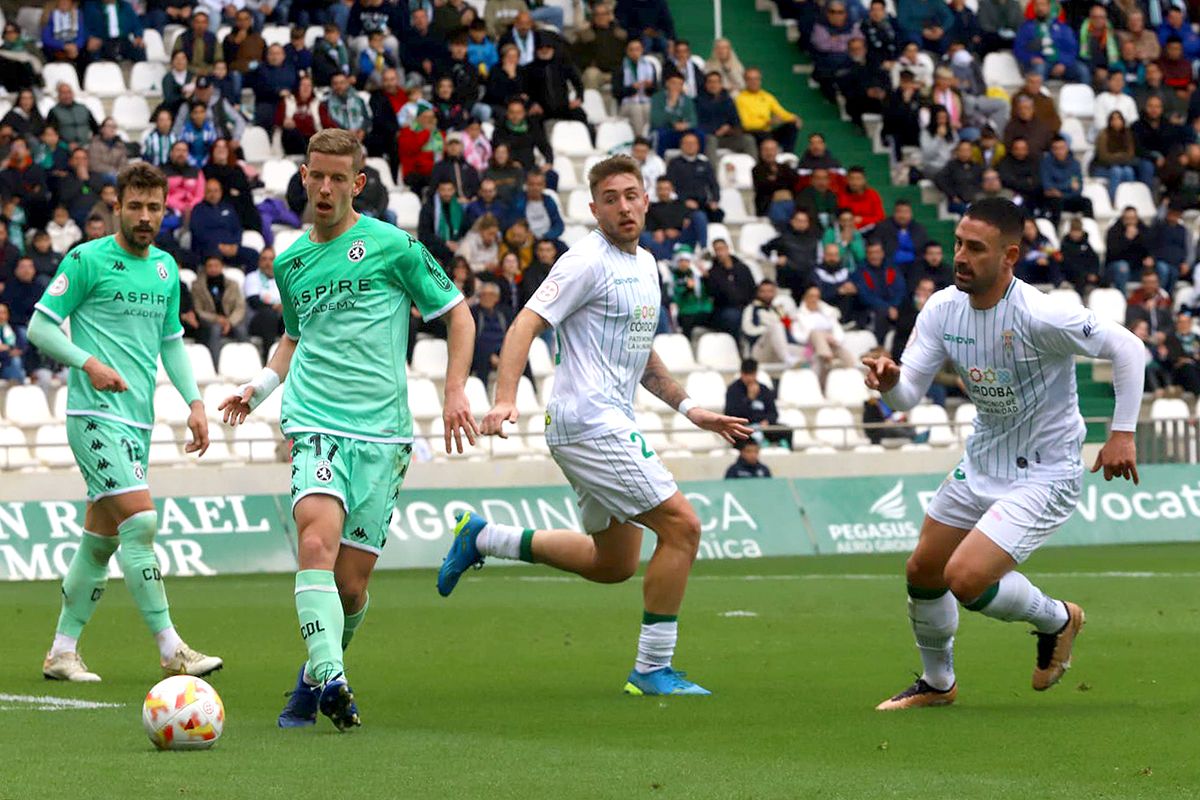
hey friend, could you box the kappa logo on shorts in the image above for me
[96,458,111,471]
[104,478,117,490]
[48,273,69,296]
[89,439,104,451]
[314,460,333,483]
[347,239,366,263]
[85,420,98,431]
[349,527,367,541]
[156,261,169,281]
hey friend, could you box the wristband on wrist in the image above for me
[240,367,281,411]
[678,397,697,417]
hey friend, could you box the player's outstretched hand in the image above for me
[218,386,254,427]
[1091,430,1139,485]
[686,408,754,445]
[83,357,127,392]
[481,402,519,439]
[184,401,210,457]
[443,387,479,454]
[862,354,901,393]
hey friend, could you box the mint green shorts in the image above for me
[289,432,412,554]
[66,415,152,501]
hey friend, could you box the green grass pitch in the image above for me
[3,543,1199,800]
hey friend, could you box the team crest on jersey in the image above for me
[1002,329,1015,355]
[347,240,366,263]
[156,261,169,281]
[535,280,560,303]
[133,462,145,481]
[314,460,333,483]
[48,274,68,296]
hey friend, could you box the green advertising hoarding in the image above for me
[3,467,1200,581]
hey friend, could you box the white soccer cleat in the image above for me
[161,644,223,678]
[43,651,102,682]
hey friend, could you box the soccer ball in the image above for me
[142,675,225,751]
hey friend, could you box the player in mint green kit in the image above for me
[30,163,222,683]
[220,130,479,731]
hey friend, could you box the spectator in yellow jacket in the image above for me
[735,67,801,152]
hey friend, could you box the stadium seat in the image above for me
[129,62,167,94]
[560,224,590,246]
[141,27,168,61]
[706,222,732,250]
[1113,182,1157,222]
[241,126,274,163]
[636,383,673,413]
[241,230,266,252]
[411,338,448,378]
[1078,216,1106,257]
[261,159,298,196]
[1150,397,1190,422]
[1086,288,1126,324]
[185,343,218,384]
[553,155,578,191]
[523,416,550,453]
[202,383,238,419]
[1057,83,1095,119]
[684,370,727,411]
[255,386,283,423]
[407,378,441,421]
[549,120,593,157]
[272,228,304,254]
[51,388,68,420]
[954,402,977,440]
[634,410,672,452]
[777,368,824,408]
[178,268,197,289]
[1081,183,1115,223]
[162,24,186,54]
[528,335,554,377]
[304,25,323,48]
[777,408,816,448]
[668,413,726,452]
[4,385,53,427]
[737,221,776,262]
[653,333,699,373]
[153,384,192,425]
[718,187,754,223]
[262,24,290,46]
[15,7,43,39]
[464,376,490,415]
[489,427,530,458]
[718,153,756,190]
[1048,287,1083,308]
[582,88,609,124]
[823,367,870,407]
[217,342,263,384]
[841,330,878,358]
[0,424,36,469]
[43,62,81,93]
[80,95,105,125]
[232,421,277,462]
[813,406,867,447]
[365,157,395,189]
[149,424,186,466]
[199,425,238,463]
[566,189,593,224]
[515,376,540,415]
[1058,117,1089,155]
[1174,284,1195,312]
[388,192,422,230]
[112,94,152,134]
[34,424,75,468]
[982,52,1022,90]
[1034,217,1061,250]
[595,119,634,153]
[694,332,741,372]
[538,374,555,406]
[909,403,955,446]
[83,61,126,97]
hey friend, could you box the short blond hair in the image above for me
[587,154,643,196]
[306,129,364,172]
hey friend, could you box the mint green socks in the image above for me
[295,569,344,683]
[54,530,119,641]
[342,592,369,651]
[117,511,173,635]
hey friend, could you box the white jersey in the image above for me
[893,279,1129,483]
[525,230,661,446]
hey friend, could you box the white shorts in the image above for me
[550,428,679,534]
[925,468,1081,563]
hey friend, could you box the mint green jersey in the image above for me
[35,236,183,430]
[275,215,463,443]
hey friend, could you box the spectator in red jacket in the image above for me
[836,166,885,231]
[398,105,442,198]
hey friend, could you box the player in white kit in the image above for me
[436,155,752,696]
[865,198,1145,710]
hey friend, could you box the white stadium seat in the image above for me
[528,336,554,377]
[636,383,673,413]
[1113,182,1158,222]
[634,410,672,452]
[408,378,442,421]
[272,228,305,255]
[684,370,727,411]
[718,187,753,223]
[813,406,868,448]
[43,62,81,93]
[35,424,75,468]
[1057,83,1095,119]
[200,425,238,463]
[841,330,878,358]
[178,268,197,289]
[1048,287,1083,308]
[595,119,634,153]
[143,27,168,62]
[559,224,590,246]
[366,157,395,189]
[515,376,540,415]
[553,155,578,191]
[0,424,36,469]
[242,230,266,252]
[653,333,699,373]
[566,189,593,224]
[737,221,777,262]
[255,386,283,423]
[523,416,550,453]
[694,332,742,372]
[954,402,977,440]
[4,385,53,427]
[241,126,274,163]
[777,408,816,448]
[668,413,726,452]
[1087,288,1126,325]
[549,120,593,157]
[982,52,1022,90]
[909,403,955,446]
[150,424,186,466]
[83,61,127,97]
[1034,217,1061,250]
[202,383,238,419]
[186,343,218,384]
[582,88,609,124]
[823,367,870,407]
[261,159,298,196]
[130,62,167,94]
[112,94,152,134]
[1081,183,1114,223]
[217,342,263,384]
[464,376,490,415]
[777,368,824,409]
[718,153,756,190]
[389,192,421,229]
[411,338,448,378]
[262,25,291,46]
[232,421,278,462]
[51,388,68,420]
[154,384,192,425]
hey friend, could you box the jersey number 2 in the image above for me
[629,432,654,459]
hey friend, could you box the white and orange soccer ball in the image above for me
[142,675,225,751]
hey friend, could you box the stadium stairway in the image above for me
[667,0,956,247]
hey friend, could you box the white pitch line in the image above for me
[0,693,124,712]
[512,571,1200,584]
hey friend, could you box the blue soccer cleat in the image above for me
[437,511,486,597]
[623,667,712,696]
[318,674,361,731]
[277,664,319,728]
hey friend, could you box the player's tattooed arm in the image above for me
[640,350,688,409]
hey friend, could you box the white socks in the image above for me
[635,620,678,674]
[50,633,78,658]
[475,522,524,560]
[155,626,184,660]
[908,590,958,691]
[971,571,1069,634]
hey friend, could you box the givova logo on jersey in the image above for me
[626,304,656,351]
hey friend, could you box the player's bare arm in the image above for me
[82,356,128,392]
[220,333,298,426]
[481,308,549,437]
[1092,430,1138,485]
[641,351,753,445]
[442,300,481,454]
[862,354,901,393]
[184,401,210,457]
